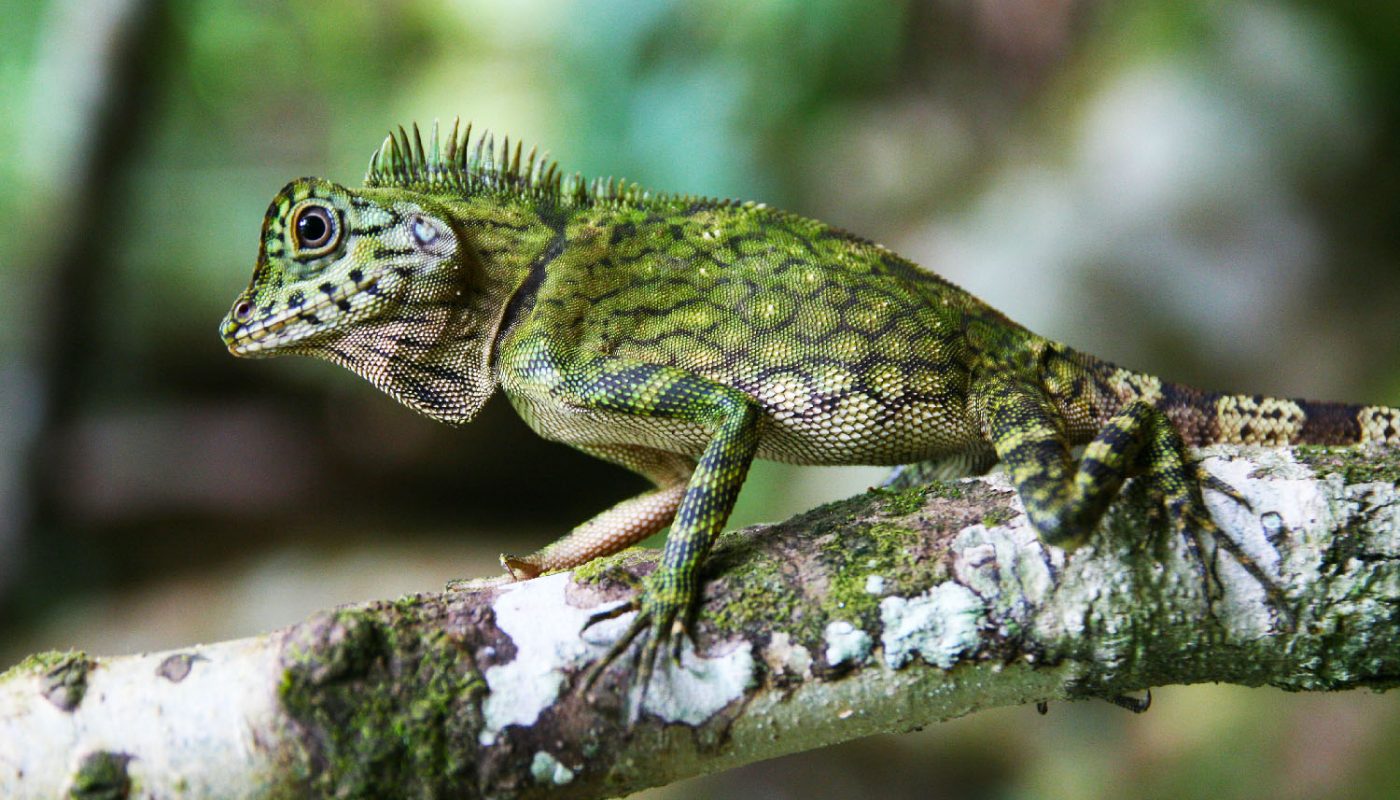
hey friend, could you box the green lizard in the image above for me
[221,119,1400,701]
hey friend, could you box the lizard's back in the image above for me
[504,200,1020,466]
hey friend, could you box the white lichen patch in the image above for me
[879,584,985,670]
[864,575,886,595]
[480,573,629,745]
[1196,447,1332,638]
[1344,481,1400,559]
[951,515,1058,619]
[824,620,872,668]
[763,632,812,678]
[530,750,575,785]
[641,638,755,725]
[956,472,1130,645]
[483,572,759,740]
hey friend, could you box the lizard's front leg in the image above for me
[516,351,761,709]
[501,444,695,579]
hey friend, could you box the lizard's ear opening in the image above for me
[410,215,441,249]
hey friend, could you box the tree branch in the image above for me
[3,445,1398,798]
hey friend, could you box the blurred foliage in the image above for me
[1,0,1399,797]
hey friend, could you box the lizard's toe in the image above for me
[1194,463,1253,510]
[578,604,648,697]
[1167,498,1293,628]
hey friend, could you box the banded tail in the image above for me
[1166,387,1399,447]
[1068,353,1400,448]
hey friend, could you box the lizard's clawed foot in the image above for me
[1036,689,1152,715]
[1169,500,1294,629]
[577,597,644,696]
[576,578,696,723]
[1106,688,1152,714]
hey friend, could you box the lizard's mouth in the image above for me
[222,273,382,356]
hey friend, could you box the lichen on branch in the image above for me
[1,445,1397,799]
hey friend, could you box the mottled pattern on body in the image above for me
[221,120,1399,703]
[501,202,995,465]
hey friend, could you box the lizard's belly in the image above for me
[509,388,977,466]
[750,387,978,464]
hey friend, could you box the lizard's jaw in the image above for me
[222,272,384,357]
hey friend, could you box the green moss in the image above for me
[68,751,131,800]
[868,485,929,516]
[981,507,1015,528]
[870,480,965,507]
[823,492,882,524]
[1297,445,1400,486]
[1,649,82,681]
[278,604,487,797]
[820,522,932,626]
[924,481,965,500]
[708,551,803,636]
[570,547,653,586]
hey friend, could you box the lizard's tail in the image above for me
[1154,380,1400,447]
[1055,350,1399,448]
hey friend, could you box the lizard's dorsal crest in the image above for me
[364,118,747,210]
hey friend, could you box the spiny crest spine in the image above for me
[364,117,687,207]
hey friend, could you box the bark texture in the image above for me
[2,445,1398,798]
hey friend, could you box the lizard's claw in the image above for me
[1193,462,1253,511]
[577,599,646,698]
[626,596,688,723]
[1170,502,1220,598]
[583,596,639,630]
[669,616,695,663]
[1106,688,1152,714]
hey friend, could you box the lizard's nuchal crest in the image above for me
[364,117,759,211]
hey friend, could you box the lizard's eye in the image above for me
[290,201,339,256]
[233,300,253,323]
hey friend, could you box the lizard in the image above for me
[220,119,1400,705]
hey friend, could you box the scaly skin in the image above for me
[221,120,1400,710]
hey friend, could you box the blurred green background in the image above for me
[3,0,1399,797]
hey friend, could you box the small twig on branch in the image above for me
[2,445,1398,798]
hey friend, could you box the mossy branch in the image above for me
[2,445,1398,798]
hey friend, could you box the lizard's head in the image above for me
[221,177,461,358]
[221,177,496,424]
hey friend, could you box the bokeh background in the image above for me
[3,1,1400,797]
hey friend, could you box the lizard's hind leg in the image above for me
[975,375,1285,619]
[501,445,695,579]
